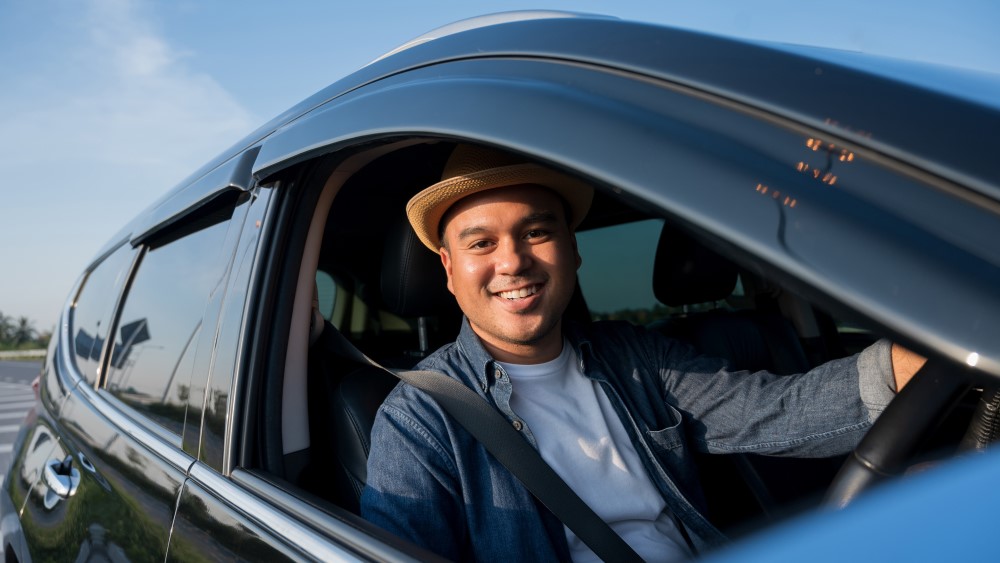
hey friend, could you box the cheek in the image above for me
[451,258,490,292]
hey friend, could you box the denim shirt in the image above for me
[361,319,896,561]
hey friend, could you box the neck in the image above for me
[474,325,564,364]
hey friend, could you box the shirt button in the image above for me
[512,420,523,431]
[495,368,504,380]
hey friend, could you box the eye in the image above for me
[524,229,550,241]
[469,240,494,250]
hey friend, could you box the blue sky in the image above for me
[1,0,998,330]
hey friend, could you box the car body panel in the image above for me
[157,16,1000,230]
[18,385,189,562]
[169,465,364,562]
[169,475,301,562]
[130,147,259,249]
[255,55,1000,375]
[5,153,255,560]
[258,16,999,197]
[706,448,1000,562]
[4,11,999,562]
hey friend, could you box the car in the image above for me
[3,10,999,562]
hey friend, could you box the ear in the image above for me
[440,247,456,295]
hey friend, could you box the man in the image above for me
[361,144,924,561]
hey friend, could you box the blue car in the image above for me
[3,11,999,562]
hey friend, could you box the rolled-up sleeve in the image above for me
[636,329,896,458]
[856,338,896,420]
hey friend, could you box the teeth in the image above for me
[499,286,538,300]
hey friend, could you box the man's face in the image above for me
[439,185,581,363]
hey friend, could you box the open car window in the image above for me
[232,138,985,555]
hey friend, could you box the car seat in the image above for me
[651,222,810,375]
[651,222,843,531]
[305,215,460,513]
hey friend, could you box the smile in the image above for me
[497,285,540,300]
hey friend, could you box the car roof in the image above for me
[154,12,998,208]
[95,13,1000,377]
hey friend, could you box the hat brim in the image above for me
[406,163,594,252]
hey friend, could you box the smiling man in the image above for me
[438,184,581,364]
[361,144,924,562]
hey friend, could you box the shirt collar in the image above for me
[455,316,597,388]
[455,318,497,390]
[563,320,595,374]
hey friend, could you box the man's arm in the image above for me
[609,322,898,457]
[362,402,467,560]
[891,343,926,391]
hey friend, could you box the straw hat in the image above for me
[406,145,594,252]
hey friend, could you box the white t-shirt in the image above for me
[498,341,690,562]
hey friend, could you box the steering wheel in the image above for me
[825,358,985,507]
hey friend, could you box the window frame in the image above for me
[94,193,249,448]
[66,238,141,390]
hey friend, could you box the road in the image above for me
[0,361,41,486]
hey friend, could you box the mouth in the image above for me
[495,283,542,301]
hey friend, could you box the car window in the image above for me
[102,217,233,436]
[577,218,680,325]
[70,242,137,386]
[577,218,747,326]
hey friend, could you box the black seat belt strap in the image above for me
[395,368,645,563]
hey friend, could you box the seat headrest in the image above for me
[380,215,457,317]
[653,223,737,307]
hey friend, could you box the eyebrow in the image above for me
[455,211,559,242]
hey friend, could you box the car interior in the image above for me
[245,137,984,542]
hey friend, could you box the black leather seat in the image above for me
[651,222,810,375]
[305,217,460,513]
[651,223,843,531]
[305,321,397,513]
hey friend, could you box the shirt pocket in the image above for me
[644,405,704,507]
[645,403,685,453]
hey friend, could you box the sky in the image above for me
[1,0,998,332]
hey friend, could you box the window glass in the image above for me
[103,218,232,436]
[576,219,667,324]
[577,218,746,325]
[316,270,336,320]
[71,243,136,385]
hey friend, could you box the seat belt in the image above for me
[394,368,645,563]
[327,328,644,562]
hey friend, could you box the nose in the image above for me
[495,237,532,275]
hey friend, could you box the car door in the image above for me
[10,240,137,561]
[162,170,402,560]
[240,41,1000,557]
[16,160,254,562]
[150,17,1000,562]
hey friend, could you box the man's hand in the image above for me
[891,343,926,391]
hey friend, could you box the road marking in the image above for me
[0,401,35,410]
[0,444,12,453]
[0,412,27,420]
[0,424,20,433]
[0,395,34,404]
